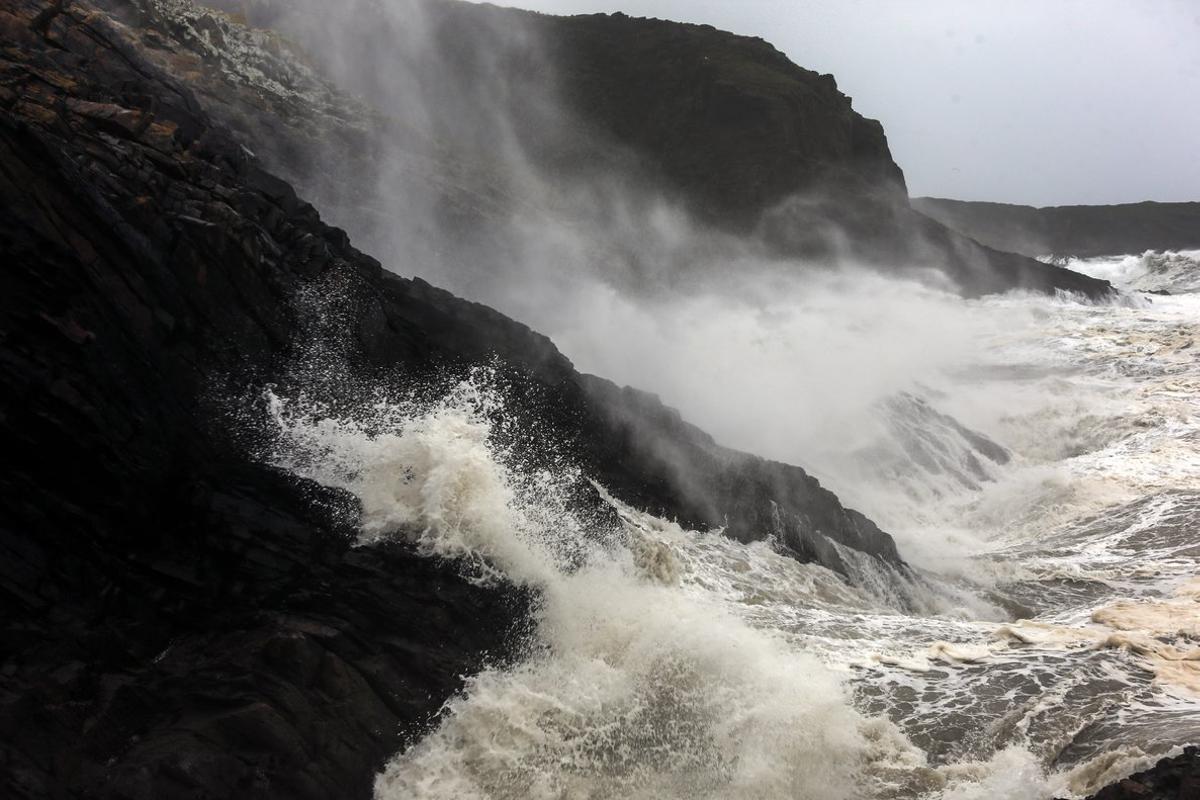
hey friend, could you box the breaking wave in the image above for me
[1042,249,1200,295]
[263,376,889,799]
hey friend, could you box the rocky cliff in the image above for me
[504,7,1114,297]
[520,9,1114,297]
[0,2,905,796]
[128,0,1112,299]
[914,197,1200,258]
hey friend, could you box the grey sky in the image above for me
[491,0,1200,206]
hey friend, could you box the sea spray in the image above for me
[261,372,603,586]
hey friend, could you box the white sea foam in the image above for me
[1044,249,1200,294]
[256,274,1200,799]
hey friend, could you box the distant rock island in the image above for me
[914,197,1200,258]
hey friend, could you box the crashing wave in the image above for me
[1042,249,1200,294]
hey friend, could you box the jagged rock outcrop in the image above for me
[0,2,904,796]
[914,197,1200,258]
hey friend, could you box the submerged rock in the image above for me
[1070,747,1200,800]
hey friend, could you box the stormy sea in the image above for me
[2,2,1198,799]
[261,250,1200,799]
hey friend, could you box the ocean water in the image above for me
[262,250,1200,799]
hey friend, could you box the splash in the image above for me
[262,372,595,586]
[1044,249,1200,295]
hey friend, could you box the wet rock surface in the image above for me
[0,2,906,796]
[1070,748,1200,800]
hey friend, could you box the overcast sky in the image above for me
[493,0,1200,206]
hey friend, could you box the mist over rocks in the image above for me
[510,8,1111,298]
[127,0,1111,300]
[0,1,914,795]
[913,197,1200,260]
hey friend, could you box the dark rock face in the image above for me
[0,2,905,796]
[1067,747,1200,800]
[913,197,1200,258]
[1,463,532,799]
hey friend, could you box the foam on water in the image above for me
[260,373,1104,799]
[813,266,1200,780]
[256,258,1200,798]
